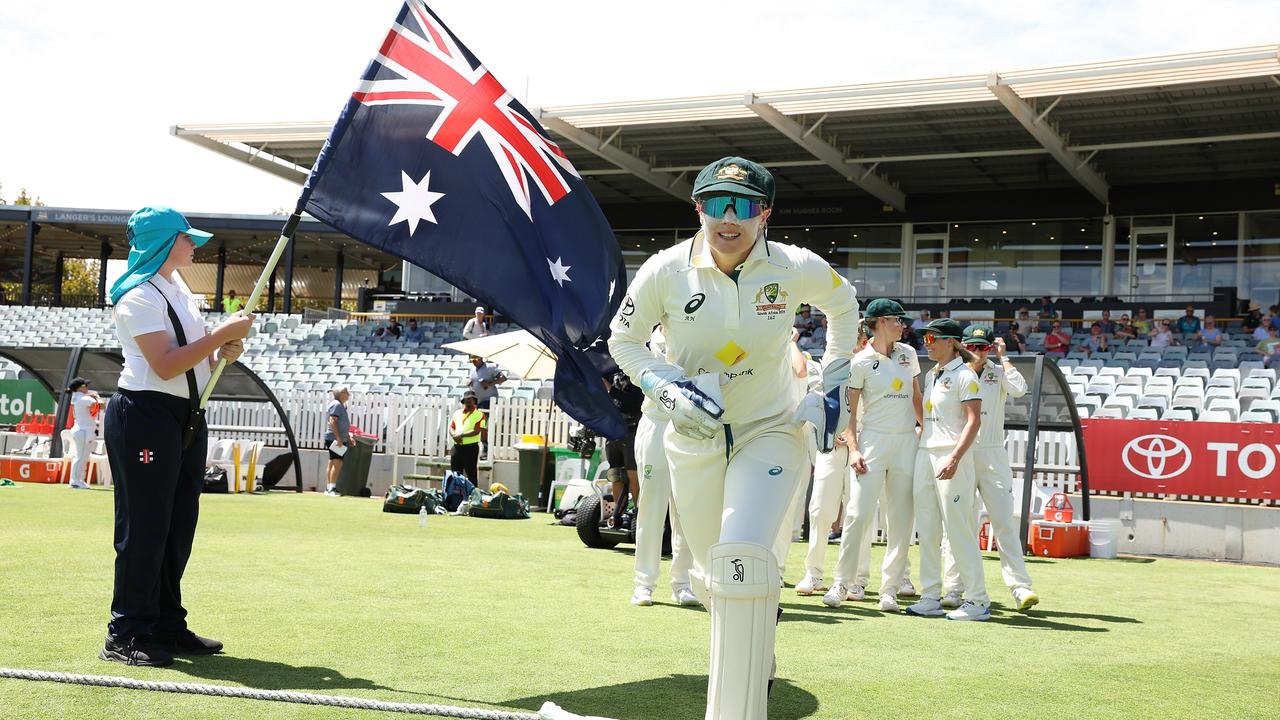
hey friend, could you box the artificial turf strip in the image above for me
[1,483,1278,720]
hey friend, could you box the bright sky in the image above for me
[2,0,1278,216]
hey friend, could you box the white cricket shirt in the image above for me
[971,358,1028,449]
[848,341,920,434]
[920,356,981,450]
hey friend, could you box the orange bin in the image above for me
[1029,520,1090,558]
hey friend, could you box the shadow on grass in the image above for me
[779,601,877,623]
[502,673,819,720]
[169,654,427,696]
[987,606,1142,632]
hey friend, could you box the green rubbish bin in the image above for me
[335,434,376,496]
[515,443,554,508]
[550,446,602,482]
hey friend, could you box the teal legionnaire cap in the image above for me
[109,206,213,304]
[864,298,911,319]
[962,325,995,346]
[916,317,964,339]
[692,156,775,204]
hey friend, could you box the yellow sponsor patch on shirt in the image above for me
[829,267,843,289]
[968,382,980,394]
[715,340,748,367]
[891,377,904,391]
[924,400,934,412]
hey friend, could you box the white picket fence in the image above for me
[204,392,573,462]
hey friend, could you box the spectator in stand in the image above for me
[1257,324,1280,368]
[1253,316,1273,343]
[1037,296,1056,320]
[911,309,931,331]
[794,304,815,333]
[1241,301,1264,333]
[403,318,425,343]
[1150,319,1176,349]
[1199,316,1224,350]
[1043,321,1070,357]
[1013,304,1034,333]
[1270,305,1280,327]
[1005,322,1028,354]
[372,325,387,338]
[1097,310,1117,335]
[387,319,403,338]
[1175,305,1202,342]
[800,315,827,352]
[462,306,490,340]
[1076,322,1109,355]
[221,290,244,315]
[1132,308,1152,335]
[901,323,922,351]
[1114,314,1135,340]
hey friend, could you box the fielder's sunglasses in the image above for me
[698,195,768,220]
[922,333,961,346]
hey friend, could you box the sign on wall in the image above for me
[0,380,56,425]
[1083,418,1280,500]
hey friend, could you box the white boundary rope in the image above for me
[0,667,612,719]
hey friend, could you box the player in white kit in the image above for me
[821,299,922,612]
[939,326,1041,611]
[66,377,100,489]
[904,318,991,621]
[632,326,700,608]
[609,157,858,719]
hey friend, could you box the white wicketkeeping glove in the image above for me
[793,357,851,453]
[638,365,724,440]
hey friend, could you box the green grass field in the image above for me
[1,483,1278,720]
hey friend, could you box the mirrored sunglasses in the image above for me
[698,195,767,220]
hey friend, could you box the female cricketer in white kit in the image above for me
[939,326,1040,610]
[904,317,990,621]
[821,299,922,612]
[632,326,700,608]
[609,156,858,720]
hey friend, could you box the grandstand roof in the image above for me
[174,45,1280,213]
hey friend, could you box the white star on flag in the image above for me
[381,170,445,235]
[548,256,572,286]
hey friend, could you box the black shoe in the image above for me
[155,629,223,656]
[99,635,174,667]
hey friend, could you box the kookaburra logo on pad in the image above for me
[731,559,745,582]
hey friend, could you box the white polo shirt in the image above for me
[848,341,920,434]
[971,358,1028,449]
[114,274,212,398]
[71,393,97,431]
[609,232,859,426]
[920,357,981,450]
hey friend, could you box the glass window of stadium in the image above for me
[1243,211,1280,308]
[925,220,1103,300]
[778,225,902,298]
[1115,214,1240,301]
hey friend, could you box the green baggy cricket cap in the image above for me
[692,157,775,204]
[864,298,910,320]
[916,317,964,339]
[962,325,995,346]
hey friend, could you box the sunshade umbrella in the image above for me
[443,329,558,381]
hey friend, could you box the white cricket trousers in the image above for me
[68,428,93,485]
[943,446,1034,593]
[774,433,818,580]
[666,418,806,603]
[831,430,917,593]
[803,444,871,584]
[914,448,989,605]
[633,415,693,591]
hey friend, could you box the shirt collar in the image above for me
[687,231,787,271]
[941,357,964,373]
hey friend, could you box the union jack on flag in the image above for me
[299,1,628,438]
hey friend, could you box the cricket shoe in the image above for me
[846,584,866,601]
[630,586,653,606]
[905,597,946,617]
[1013,587,1040,611]
[99,635,173,667]
[821,582,856,608]
[946,600,992,621]
[941,590,963,609]
[899,579,918,597]
[794,575,826,595]
[878,593,900,612]
[69,481,91,490]
[672,586,701,607]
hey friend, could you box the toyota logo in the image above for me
[1122,434,1192,480]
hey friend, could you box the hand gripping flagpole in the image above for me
[197,211,303,409]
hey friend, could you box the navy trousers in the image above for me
[104,389,208,641]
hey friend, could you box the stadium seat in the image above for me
[1200,409,1233,422]
[1095,406,1126,419]
[1117,375,1146,391]
[1104,396,1136,413]
[1073,366,1098,379]
[1113,385,1143,400]
[1130,407,1159,420]
[1154,367,1181,380]
[1249,399,1280,418]
[1162,408,1195,421]
[1184,367,1211,382]
[1077,397,1102,416]
[1240,409,1276,423]
[1238,387,1270,409]
[1099,366,1125,379]
[1207,398,1241,421]
[1183,360,1209,370]
[1207,376,1238,393]
[1137,395,1169,412]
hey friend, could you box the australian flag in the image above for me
[300,0,628,438]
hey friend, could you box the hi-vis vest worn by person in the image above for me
[972,359,1027,449]
[609,232,859,426]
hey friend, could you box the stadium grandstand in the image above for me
[2,44,1278,561]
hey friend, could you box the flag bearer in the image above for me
[100,207,253,666]
[609,157,858,719]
